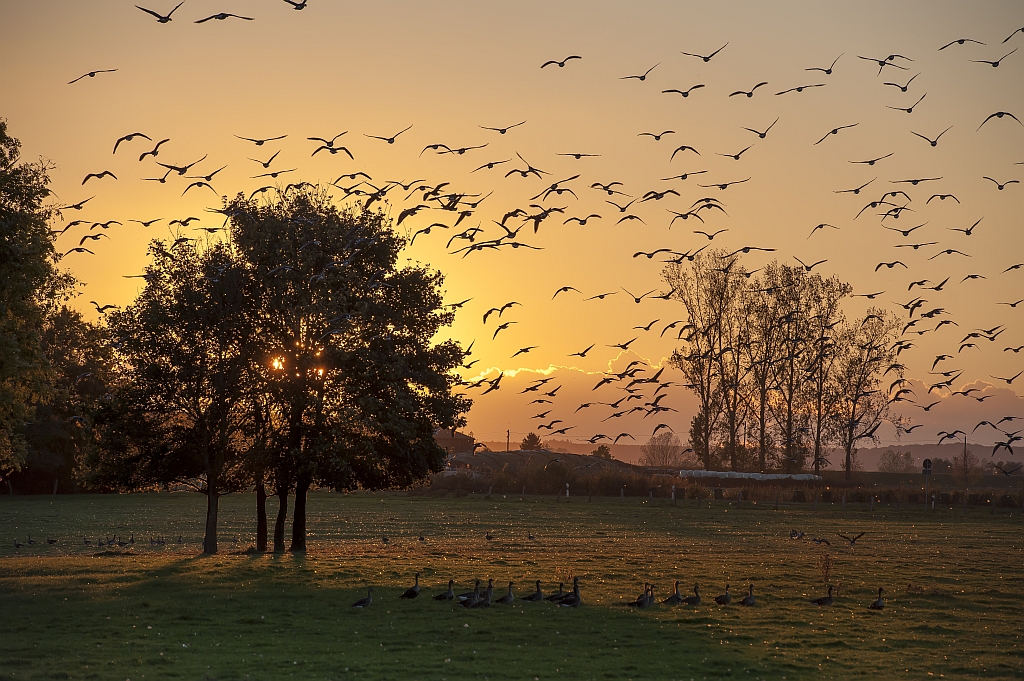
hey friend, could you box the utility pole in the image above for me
[506,429,510,452]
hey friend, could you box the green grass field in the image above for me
[1,492,1021,680]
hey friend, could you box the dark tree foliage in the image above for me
[88,241,256,553]
[12,307,112,493]
[227,188,469,551]
[0,120,74,482]
[520,432,543,451]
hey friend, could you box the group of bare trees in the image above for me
[665,251,903,479]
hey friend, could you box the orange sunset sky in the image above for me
[2,0,1022,451]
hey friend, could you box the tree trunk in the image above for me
[274,483,289,552]
[256,479,268,552]
[203,485,219,554]
[758,392,767,473]
[289,473,311,552]
[844,443,853,482]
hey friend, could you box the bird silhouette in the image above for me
[68,69,117,84]
[195,12,254,23]
[541,56,582,68]
[681,44,728,62]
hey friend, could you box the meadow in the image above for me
[1,491,1021,681]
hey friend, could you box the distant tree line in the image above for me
[664,251,904,480]
[0,122,469,554]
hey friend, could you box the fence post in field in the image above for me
[487,485,492,499]
[521,486,525,501]
[841,493,846,512]
[774,488,780,511]
[870,495,875,512]
[566,482,570,502]
[671,484,676,506]
[620,486,625,504]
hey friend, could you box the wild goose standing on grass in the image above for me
[811,585,834,606]
[472,579,494,608]
[545,582,566,601]
[459,580,481,608]
[400,572,421,599]
[682,584,701,606]
[868,587,885,610]
[637,584,655,609]
[715,584,731,606]
[741,584,756,606]
[351,587,373,608]
[495,581,515,604]
[662,580,684,605]
[522,580,544,602]
[625,582,650,607]
[559,577,581,608]
[433,579,455,601]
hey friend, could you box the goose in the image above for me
[637,584,655,609]
[740,584,756,607]
[351,587,373,608]
[662,580,683,605]
[46,537,57,545]
[625,582,649,606]
[521,580,544,602]
[27,535,36,545]
[14,539,25,548]
[558,578,581,608]
[811,585,834,606]
[459,580,481,608]
[433,579,455,601]
[129,534,135,545]
[790,529,805,539]
[715,584,731,606]
[495,581,515,605]
[682,584,701,606]
[83,537,91,545]
[471,579,494,608]
[868,587,885,610]
[545,582,566,601]
[400,572,421,599]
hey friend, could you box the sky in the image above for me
[2,0,1022,455]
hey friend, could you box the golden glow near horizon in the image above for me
[3,1,1022,450]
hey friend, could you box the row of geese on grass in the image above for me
[352,574,886,610]
[352,573,582,608]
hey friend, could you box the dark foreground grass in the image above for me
[1,492,1022,681]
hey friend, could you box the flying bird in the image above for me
[681,44,728,62]
[887,93,927,114]
[662,84,705,97]
[910,126,952,147]
[82,170,117,185]
[135,2,184,22]
[235,134,285,146]
[541,56,582,68]
[195,12,254,23]
[939,38,984,50]
[815,123,858,145]
[620,63,660,81]
[806,54,842,74]
[978,111,1022,130]
[970,48,1017,67]
[729,81,768,98]
[68,69,117,84]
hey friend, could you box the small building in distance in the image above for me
[435,429,475,456]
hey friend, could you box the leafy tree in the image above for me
[88,240,256,553]
[520,432,543,451]
[0,120,73,484]
[878,449,914,473]
[640,432,685,467]
[665,252,730,470]
[227,188,468,552]
[14,307,111,493]
[591,444,611,459]
[832,309,902,481]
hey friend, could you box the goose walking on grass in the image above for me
[662,580,683,605]
[558,577,581,608]
[351,587,373,608]
[433,579,455,601]
[682,584,701,606]
[400,572,421,599]
[522,580,544,602]
[868,587,885,610]
[545,582,566,601]
[637,584,655,609]
[811,585,834,606]
[715,584,731,606]
[740,584,756,606]
[495,581,515,605]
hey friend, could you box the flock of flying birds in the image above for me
[51,2,1024,461]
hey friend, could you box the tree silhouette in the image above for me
[90,240,257,553]
[0,120,74,484]
[520,432,543,450]
[227,187,468,551]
